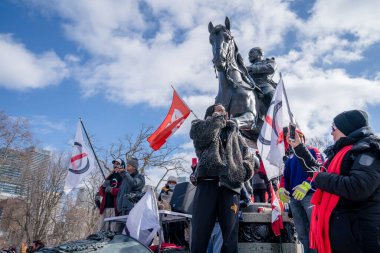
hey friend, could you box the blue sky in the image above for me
[1,0,380,184]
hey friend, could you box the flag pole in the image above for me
[79,118,106,180]
[280,73,295,125]
[170,85,198,119]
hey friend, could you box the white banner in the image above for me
[257,76,296,180]
[64,121,96,194]
[126,186,160,246]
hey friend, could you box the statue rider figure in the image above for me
[247,47,277,128]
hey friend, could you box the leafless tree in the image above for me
[107,125,189,188]
[0,151,68,246]
[78,172,103,234]
[22,152,67,243]
[0,111,33,161]
[306,134,333,154]
[0,113,190,247]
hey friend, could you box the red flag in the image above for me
[147,89,191,150]
[270,182,284,236]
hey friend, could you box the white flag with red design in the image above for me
[270,182,284,236]
[64,121,96,193]
[147,89,191,150]
[257,76,296,180]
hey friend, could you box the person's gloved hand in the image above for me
[292,181,311,200]
[102,180,110,188]
[279,188,290,203]
[190,173,197,186]
[105,186,112,193]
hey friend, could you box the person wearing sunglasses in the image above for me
[289,110,380,253]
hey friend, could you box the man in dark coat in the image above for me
[116,157,145,216]
[289,110,380,253]
[190,104,253,253]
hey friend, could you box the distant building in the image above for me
[0,147,51,198]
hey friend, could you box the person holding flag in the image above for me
[279,128,323,253]
[289,110,380,253]
[190,103,253,253]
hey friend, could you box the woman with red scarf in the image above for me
[289,110,380,253]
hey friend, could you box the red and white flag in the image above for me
[257,76,296,180]
[64,121,96,193]
[147,89,191,150]
[270,182,284,236]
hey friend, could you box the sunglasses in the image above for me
[331,124,337,132]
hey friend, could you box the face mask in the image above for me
[168,183,176,190]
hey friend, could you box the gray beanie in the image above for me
[126,157,139,169]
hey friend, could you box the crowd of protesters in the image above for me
[94,105,380,253]
[188,105,380,253]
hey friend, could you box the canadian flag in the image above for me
[147,89,191,150]
[270,182,284,236]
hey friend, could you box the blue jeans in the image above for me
[289,193,316,253]
[207,222,223,253]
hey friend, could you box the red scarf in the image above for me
[309,145,353,253]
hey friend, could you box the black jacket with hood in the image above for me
[294,126,380,252]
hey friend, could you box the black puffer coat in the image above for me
[190,114,253,193]
[294,126,380,253]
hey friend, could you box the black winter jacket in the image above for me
[294,126,380,252]
[116,171,145,215]
[190,115,253,193]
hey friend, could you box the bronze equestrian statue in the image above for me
[208,17,264,140]
[247,47,277,131]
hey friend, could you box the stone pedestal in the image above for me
[238,203,303,253]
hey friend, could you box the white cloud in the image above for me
[298,0,380,65]
[4,0,379,187]
[29,115,68,134]
[21,0,380,140]
[0,34,68,90]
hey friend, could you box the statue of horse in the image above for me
[208,17,262,140]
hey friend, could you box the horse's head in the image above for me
[209,17,235,72]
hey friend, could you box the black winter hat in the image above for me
[333,110,368,136]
